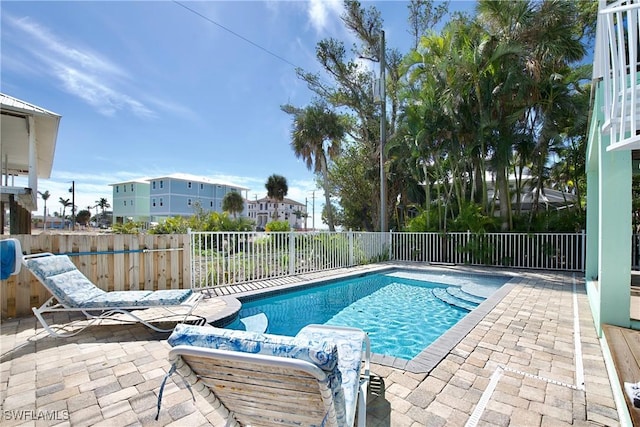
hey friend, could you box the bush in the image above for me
[265,221,290,232]
[149,216,190,234]
[112,221,145,234]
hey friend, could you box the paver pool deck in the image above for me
[0,264,623,426]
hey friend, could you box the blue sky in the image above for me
[2,0,474,227]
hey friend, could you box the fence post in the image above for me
[388,231,393,261]
[349,230,354,266]
[187,228,194,289]
[581,229,586,272]
[289,231,296,276]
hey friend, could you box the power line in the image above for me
[172,1,301,70]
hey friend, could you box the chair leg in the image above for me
[357,380,368,427]
[32,305,93,338]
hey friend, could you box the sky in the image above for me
[1,0,475,228]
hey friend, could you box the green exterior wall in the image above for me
[585,80,633,334]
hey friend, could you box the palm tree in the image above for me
[59,197,72,221]
[38,190,50,230]
[222,191,244,219]
[282,101,346,231]
[265,174,288,221]
[96,198,110,222]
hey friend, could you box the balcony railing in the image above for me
[594,0,640,151]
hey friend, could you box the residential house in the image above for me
[0,93,61,234]
[248,197,307,230]
[110,179,151,225]
[111,174,249,224]
[586,1,640,424]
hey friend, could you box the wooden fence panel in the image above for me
[0,234,191,319]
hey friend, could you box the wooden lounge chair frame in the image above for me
[165,324,370,427]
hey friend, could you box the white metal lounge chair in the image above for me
[159,323,370,426]
[22,252,204,338]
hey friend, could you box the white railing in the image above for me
[189,230,586,290]
[594,0,640,151]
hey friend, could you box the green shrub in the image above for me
[265,221,290,232]
[112,221,144,234]
[149,216,190,234]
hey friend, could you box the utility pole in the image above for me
[312,191,315,231]
[379,30,387,232]
[69,181,75,231]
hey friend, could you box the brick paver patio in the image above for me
[0,266,621,426]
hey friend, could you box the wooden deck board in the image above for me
[603,324,640,426]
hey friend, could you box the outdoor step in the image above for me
[446,287,486,305]
[432,288,477,311]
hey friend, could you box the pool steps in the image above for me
[432,287,487,311]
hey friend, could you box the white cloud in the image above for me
[307,0,344,35]
[5,14,158,119]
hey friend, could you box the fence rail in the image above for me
[190,231,587,291]
[0,234,190,319]
[0,231,594,319]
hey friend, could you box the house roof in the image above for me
[0,93,61,179]
[109,173,250,191]
[251,197,305,206]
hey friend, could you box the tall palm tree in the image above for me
[38,190,50,230]
[282,101,346,231]
[59,197,72,220]
[222,191,244,219]
[265,174,288,221]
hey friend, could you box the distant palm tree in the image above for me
[59,197,72,220]
[265,174,288,220]
[282,101,346,231]
[38,190,50,230]
[96,198,110,221]
[222,191,244,219]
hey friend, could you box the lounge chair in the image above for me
[21,252,204,337]
[159,323,370,426]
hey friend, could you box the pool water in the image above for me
[224,270,508,360]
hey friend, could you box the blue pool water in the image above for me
[224,270,509,360]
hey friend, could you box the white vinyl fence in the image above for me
[190,230,586,290]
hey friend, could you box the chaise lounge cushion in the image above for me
[296,325,366,426]
[25,255,194,308]
[168,324,339,371]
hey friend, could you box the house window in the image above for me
[131,200,134,206]
[131,184,134,192]
[152,199,156,207]
[160,198,163,207]
[116,186,119,193]
[160,181,164,189]
[152,182,156,189]
[188,182,192,189]
[210,201,213,207]
[200,183,204,190]
[124,186,126,192]
[124,201,127,206]
[188,199,192,206]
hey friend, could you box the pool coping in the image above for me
[204,264,519,374]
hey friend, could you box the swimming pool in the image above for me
[224,269,509,360]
